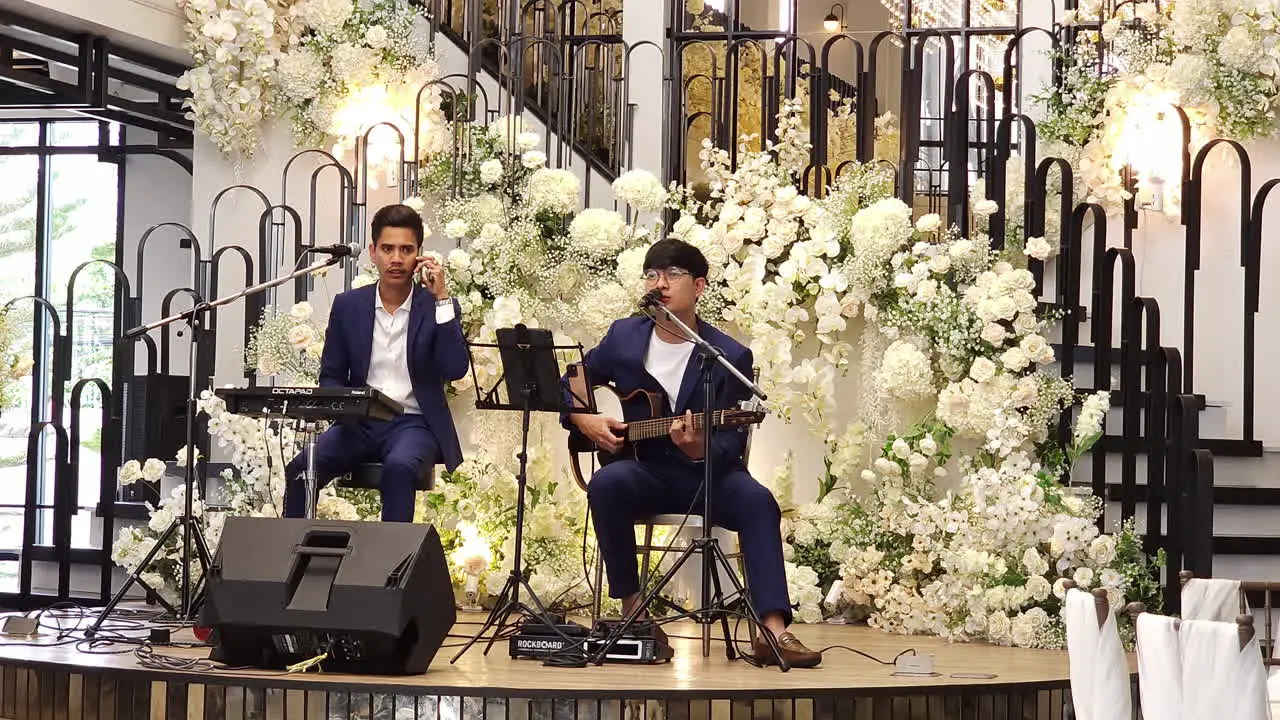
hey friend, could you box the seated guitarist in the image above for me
[564,239,822,669]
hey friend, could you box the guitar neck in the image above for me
[626,411,726,442]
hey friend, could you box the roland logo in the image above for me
[270,388,316,396]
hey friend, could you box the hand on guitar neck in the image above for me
[669,409,704,460]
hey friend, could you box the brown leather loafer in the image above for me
[752,631,822,668]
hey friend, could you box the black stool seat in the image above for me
[340,462,436,491]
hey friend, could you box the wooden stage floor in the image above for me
[0,612,1088,719]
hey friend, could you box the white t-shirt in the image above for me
[644,328,695,411]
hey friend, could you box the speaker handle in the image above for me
[293,546,352,558]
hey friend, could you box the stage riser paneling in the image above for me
[0,667,1082,720]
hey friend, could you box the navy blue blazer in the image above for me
[564,315,754,475]
[318,284,469,471]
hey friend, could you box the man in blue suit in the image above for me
[566,239,821,668]
[283,203,469,522]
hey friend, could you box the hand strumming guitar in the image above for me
[670,410,705,461]
[572,414,627,454]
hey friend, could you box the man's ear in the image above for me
[693,276,707,300]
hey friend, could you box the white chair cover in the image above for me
[1064,588,1133,720]
[1135,613,1181,720]
[1181,619,1270,720]
[1182,578,1243,621]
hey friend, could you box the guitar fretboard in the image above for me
[626,411,731,442]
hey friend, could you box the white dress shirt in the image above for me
[366,285,456,416]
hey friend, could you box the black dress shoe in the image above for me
[751,631,822,668]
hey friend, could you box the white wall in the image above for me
[1071,143,1280,451]
[0,0,188,64]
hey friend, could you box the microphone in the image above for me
[638,288,663,309]
[305,244,355,258]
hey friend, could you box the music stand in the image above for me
[450,324,594,662]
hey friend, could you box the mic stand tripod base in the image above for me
[586,534,791,671]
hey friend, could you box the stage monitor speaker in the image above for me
[200,517,457,675]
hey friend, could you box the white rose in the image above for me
[1072,566,1095,588]
[1024,236,1057,261]
[287,324,315,349]
[515,132,540,151]
[141,458,166,482]
[403,196,426,212]
[973,199,999,216]
[914,213,942,232]
[1000,346,1030,372]
[968,357,996,383]
[980,323,1006,345]
[363,25,388,48]
[289,301,313,321]
[445,219,470,239]
[447,248,471,271]
[521,151,546,169]
[119,460,142,485]
[1020,335,1050,363]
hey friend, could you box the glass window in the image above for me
[0,123,38,148]
[0,153,39,554]
[50,121,107,148]
[46,153,119,549]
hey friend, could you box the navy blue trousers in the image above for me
[283,414,440,522]
[587,459,792,624]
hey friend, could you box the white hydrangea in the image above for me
[611,169,668,212]
[874,340,935,401]
[294,0,354,34]
[479,159,503,185]
[568,208,628,256]
[276,48,324,100]
[525,169,580,214]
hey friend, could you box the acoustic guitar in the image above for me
[565,379,765,490]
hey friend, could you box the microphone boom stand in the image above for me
[85,251,350,636]
[587,302,789,670]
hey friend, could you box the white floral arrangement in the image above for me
[110,469,226,609]
[415,116,663,394]
[245,301,325,381]
[176,0,437,163]
[277,0,438,150]
[1035,0,1280,211]
[175,0,287,163]
[667,98,896,439]
[421,418,596,612]
[648,99,1161,646]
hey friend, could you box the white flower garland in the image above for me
[176,0,287,163]
[177,0,438,164]
[1038,0,1280,212]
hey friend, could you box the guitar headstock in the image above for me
[723,401,767,428]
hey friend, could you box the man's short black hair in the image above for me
[371,204,424,247]
[643,238,709,280]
